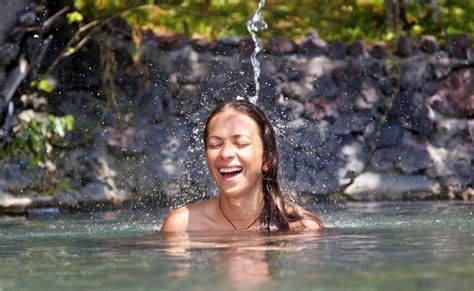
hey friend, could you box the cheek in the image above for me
[205,151,214,166]
[246,148,264,169]
[205,151,221,176]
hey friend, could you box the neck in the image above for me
[219,187,264,223]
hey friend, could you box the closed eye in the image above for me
[235,142,250,148]
[208,144,222,149]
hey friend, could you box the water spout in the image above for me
[246,0,268,105]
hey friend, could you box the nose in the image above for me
[219,143,236,160]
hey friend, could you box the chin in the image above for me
[218,186,243,197]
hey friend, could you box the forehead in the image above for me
[207,108,260,137]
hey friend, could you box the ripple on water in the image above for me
[0,201,473,290]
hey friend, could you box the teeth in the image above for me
[219,167,242,173]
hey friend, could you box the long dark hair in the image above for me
[203,99,290,231]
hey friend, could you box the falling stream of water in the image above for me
[246,0,268,105]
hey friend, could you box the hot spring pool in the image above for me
[1,201,473,290]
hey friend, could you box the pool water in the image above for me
[1,201,473,290]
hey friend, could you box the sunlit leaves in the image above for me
[452,6,465,16]
[6,113,76,169]
[67,11,84,25]
[384,30,396,42]
[411,24,423,34]
[74,0,87,10]
[72,0,473,43]
[30,79,54,93]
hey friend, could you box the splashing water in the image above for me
[246,0,268,105]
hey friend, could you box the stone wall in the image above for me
[0,0,29,43]
[0,14,473,214]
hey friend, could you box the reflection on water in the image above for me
[123,230,324,289]
[0,201,473,290]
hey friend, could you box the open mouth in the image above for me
[219,166,243,179]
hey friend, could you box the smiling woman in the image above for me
[161,100,323,232]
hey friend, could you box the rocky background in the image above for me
[0,1,473,215]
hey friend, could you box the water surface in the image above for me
[1,201,473,290]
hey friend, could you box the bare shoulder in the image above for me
[161,198,217,232]
[287,202,324,231]
[160,206,190,232]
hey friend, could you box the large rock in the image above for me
[150,33,189,50]
[443,35,472,59]
[214,36,240,56]
[0,162,36,194]
[336,139,370,185]
[0,190,32,213]
[369,45,389,59]
[292,167,339,196]
[330,111,373,135]
[429,68,474,118]
[396,35,418,57]
[0,43,20,66]
[372,131,431,174]
[266,37,297,56]
[238,37,255,57]
[328,41,347,59]
[279,81,314,101]
[428,51,451,80]
[420,35,439,54]
[307,56,344,78]
[190,36,212,52]
[106,127,145,155]
[0,67,6,87]
[375,121,404,148]
[312,74,339,100]
[344,172,441,200]
[426,125,473,194]
[0,0,28,44]
[61,182,129,208]
[277,59,305,82]
[298,32,327,56]
[347,40,368,57]
[388,90,434,136]
[400,55,429,90]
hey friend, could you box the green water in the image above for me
[1,201,473,290]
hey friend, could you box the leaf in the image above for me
[384,31,396,42]
[28,132,41,155]
[64,115,75,131]
[37,79,54,93]
[74,0,86,10]
[32,79,54,93]
[411,24,423,34]
[67,11,84,25]
[54,117,65,138]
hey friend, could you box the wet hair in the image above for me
[203,99,291,230]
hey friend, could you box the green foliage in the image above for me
[31,79,54,93]
[52,178,75,195]
[401,0,473,38]
[67,11,84,25]
[73,0,473,43]
[1,113,76,169]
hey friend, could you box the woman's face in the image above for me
[205,108,265,197]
